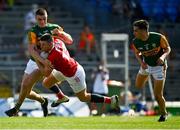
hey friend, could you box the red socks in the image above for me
[57,92,65,99]
[104,97,111,104]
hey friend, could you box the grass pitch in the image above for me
[0,116,180,129]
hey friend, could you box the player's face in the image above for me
[40,41,51,52]
[133,26,142,39]
[36,15,47,27]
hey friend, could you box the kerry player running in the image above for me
[131,20,171,122]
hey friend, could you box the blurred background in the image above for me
[0,0,180,117]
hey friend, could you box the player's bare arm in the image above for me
[157,35,171,65]
[132,43,147,69]
[51,28,73,44]
[28,44,44,63]
[35,58,53,77]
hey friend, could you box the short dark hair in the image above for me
[35,8,47,16]
[40,33,53,43]
[133,19,149,31]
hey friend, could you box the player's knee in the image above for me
[78,97,86,102]
[78,95,88,102]
[20,81,32,96]
[21,80,30,89]
[76,90,90,102]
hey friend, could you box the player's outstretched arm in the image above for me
[158,35,171,64]
[51,28,73,44]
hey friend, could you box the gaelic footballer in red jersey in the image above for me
[41,36,77,77]
[39,34,120,109]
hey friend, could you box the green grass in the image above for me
[0,116,180,129]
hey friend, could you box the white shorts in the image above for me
[24,59,39,74]
[138,65,167,80]
[52,64,86,93]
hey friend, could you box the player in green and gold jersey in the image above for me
[5,8,72,117]
[131,20,171,122]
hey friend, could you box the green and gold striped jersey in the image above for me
[28,23,62,45]
[28,23,63,60]
[132,32,169,66]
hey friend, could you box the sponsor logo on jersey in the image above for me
[144,44,149,50]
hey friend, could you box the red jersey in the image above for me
[48,38,78,77]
